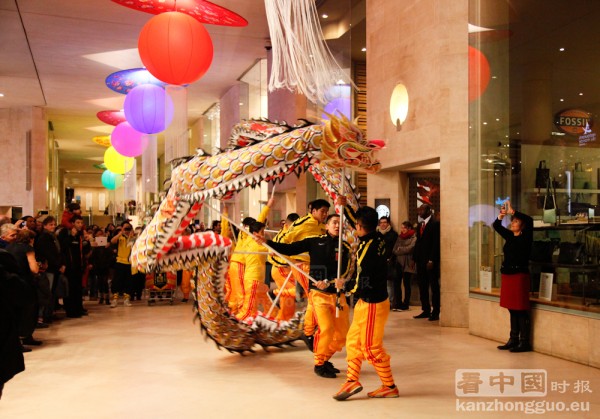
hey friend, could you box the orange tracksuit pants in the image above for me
[236,280,270,322]
[312,291,349,366]
[181,270,192,299]
[290,262,315,334]
[345,299,395,387]
[271,266,297,321]
[225,261,245,315]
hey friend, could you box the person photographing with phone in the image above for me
[110,221,135,308]
[493,200,533,353]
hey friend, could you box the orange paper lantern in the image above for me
[138,11,213,86]
[468,46,491,102]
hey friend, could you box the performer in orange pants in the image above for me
[223,199,273,315]
[180,269,192,302]
[333,202,398,400]
[271,266,296,321]
[311,291,349,367]
[267,199,329,321]
[266,214,352,378]
[236,222,270,321]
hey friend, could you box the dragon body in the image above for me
[131,114,383,353]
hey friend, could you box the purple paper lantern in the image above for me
[322,84,352,121]
[111,122,148,157]
[124,84,174,134]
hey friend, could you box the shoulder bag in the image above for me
[542,177,557,225]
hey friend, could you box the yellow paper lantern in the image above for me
[104,146,134,174]
[93,135,111,147]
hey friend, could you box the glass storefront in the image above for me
[469,0,600,314]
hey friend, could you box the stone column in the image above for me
[0,106,48,217]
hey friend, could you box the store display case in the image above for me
[529,224,600,310]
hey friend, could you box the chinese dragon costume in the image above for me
[130,114,384,353]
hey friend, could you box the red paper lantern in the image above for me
[138,11,213,86]
[468,46,491,102]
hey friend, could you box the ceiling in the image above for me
[0,0,365,188]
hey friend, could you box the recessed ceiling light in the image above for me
[239,102,244,106]
[0,93,4,97]
[491,76,497,79]
[361,47,367,52]
[483,122,488,125]
[579,92,583,96]
[560,98,564,102]
[496,118,500,121]
[559,47,565,51]
[322,14,328,19]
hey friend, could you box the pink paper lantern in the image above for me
[111,122,148,157]
[124,84,174,134]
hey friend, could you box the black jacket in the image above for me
[413,218,440,269]
[58,229,88,277]
[88,245,115,274]
[493,211,533,274]
[379,228,398,265]
[0,251,26,385]
[342,205,389,303]
[352,230,388,303]
[35,230,63,274]
[267,233,353,294]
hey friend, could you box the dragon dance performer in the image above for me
[333,197,398,400]
[264,214,352,378]
[223,198,273,315]
[235,222,271,322]
[267,199,329,321]
[265,213,299,287]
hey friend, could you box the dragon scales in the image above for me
[131,114,384,353]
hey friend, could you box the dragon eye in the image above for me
[344,148,360,158]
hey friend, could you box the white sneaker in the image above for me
[110,298,118,308]
[124,298,132,307]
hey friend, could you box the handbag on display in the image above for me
[530,240,555,263]
[542,177,557,225]
[535,160,550,189]
[557,242,586,265]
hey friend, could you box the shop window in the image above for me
[469,0,600,314]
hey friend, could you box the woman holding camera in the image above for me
[493,200,533,353]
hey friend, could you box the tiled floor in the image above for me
[2,299,599,418]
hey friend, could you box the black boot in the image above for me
[510,311,532,352]
[497,338,517,350]
[498,310,519,350]
[510,341,532,352]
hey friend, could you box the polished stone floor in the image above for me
[2,299,599,418]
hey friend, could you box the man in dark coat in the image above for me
[413,204,441,321]
[58,215,88,318]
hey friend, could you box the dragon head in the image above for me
[319,113,385,174]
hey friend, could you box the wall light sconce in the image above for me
[389,83,409,131]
